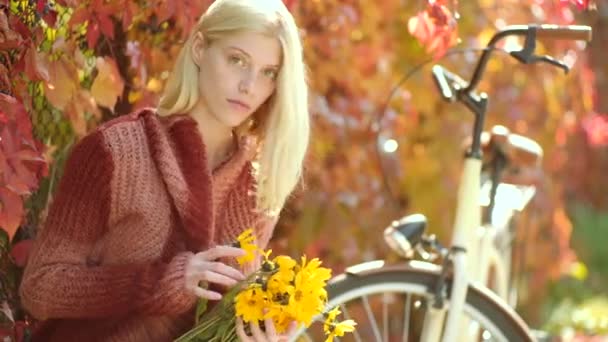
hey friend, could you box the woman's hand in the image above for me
[236,317,298,342]
[184,246,246,300]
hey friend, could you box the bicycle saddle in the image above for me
[480,125,543,167]
[465,125,544,185]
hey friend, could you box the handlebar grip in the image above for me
[535,24,592,41]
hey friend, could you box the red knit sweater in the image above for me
[19,109,277,341]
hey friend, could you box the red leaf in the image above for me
[10,239,33,267]
[0,187,24,239]
[0,11,23,50]
[36,0,46,14]
[7,15,30,41]
[407,1,458,59]
[122,1,136,29]
[55,0,79,7]
[0,64,10,93]
[154,0,178,23]
[98,13,115,40]
[87,21,101,48]
[24,45,50,82]
[42,9,58,27]
[69,7,91,27]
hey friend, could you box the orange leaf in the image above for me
[44,57,78,110]
[91,57,124,110]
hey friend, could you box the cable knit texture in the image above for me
[19,108,278,342]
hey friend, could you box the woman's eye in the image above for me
[228,55,246,67]
[264,69,278,80]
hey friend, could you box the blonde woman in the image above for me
[19,0,309,341]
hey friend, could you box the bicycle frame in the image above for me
[420,24,591,342]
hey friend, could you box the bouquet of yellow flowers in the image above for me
[175,229,356,342]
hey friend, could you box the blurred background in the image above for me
[0,0,606,340]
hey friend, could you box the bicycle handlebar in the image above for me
[515,24,592,42]
[431,23,592,158]
[464,24,592,94]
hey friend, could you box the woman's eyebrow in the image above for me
[227,46,280,68]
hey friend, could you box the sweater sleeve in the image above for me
[19,130,196,321]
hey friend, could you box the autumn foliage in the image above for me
[0,0,605,340]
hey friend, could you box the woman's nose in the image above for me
[238,73,254,94]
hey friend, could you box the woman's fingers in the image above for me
[236,318,252,341]
[198,269,240,287]
[264,316,277,338]
[249,321,265,342]
[285,320,299,338]
[204,261,246,280]
[191,286,222,300]
[198,245,246,260]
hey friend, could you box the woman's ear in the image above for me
[191,31,206,67]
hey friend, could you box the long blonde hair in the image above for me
[158,0,309,215]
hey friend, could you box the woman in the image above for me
[19,0,309,341]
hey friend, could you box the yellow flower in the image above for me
[267,255,296,293]
[263,302,293,334]
[273,255,296,281]
[285,256,332,326]
[324,320,357,342]
[234,286,267,323]
[323,307,341,333]
[259,249,276,272]
[298,256,332,289]
[235,229,257,265]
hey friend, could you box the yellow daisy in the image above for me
[234,228,258,265]
[324,320,357,342]
[234,286,267,323]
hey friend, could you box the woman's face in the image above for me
[192,31,282,129]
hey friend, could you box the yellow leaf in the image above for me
[91,57,125,110]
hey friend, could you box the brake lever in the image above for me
[534,55,570,74]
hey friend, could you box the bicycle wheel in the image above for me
[294,261,533,342]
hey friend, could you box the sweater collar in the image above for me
[140,109,257,248]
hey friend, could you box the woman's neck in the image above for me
[188,106,235,170]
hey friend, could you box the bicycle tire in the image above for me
[295,261,533,342]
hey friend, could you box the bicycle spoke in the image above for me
[361,295,383,342]
[340,303,364,342]
[402,293,412,342]
[383,293,389,342]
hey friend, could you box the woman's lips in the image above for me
[227,99,251,112]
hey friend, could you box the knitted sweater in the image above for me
[19,108,277,342]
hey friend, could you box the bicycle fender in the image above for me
[330,260,442,284]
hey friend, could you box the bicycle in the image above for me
[293,24,592,342]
